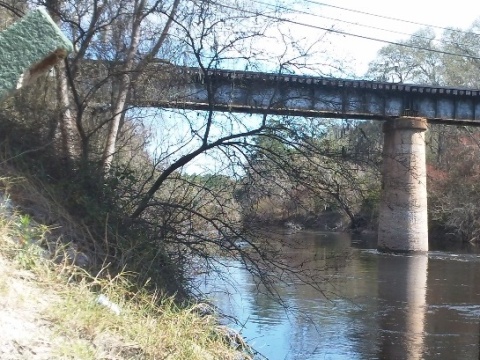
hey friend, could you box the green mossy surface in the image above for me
[0,9,73,100]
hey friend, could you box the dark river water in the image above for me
[196,231,480,359]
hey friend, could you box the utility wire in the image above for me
[210,1,480,61]
[255,0,470,49]
[303,0,480,37]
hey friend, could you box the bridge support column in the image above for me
[378,117,428,252]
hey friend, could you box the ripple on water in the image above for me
[428,304,480,318]
[360,249,480,263]
[196,232,480,360]
[428,251,480,262]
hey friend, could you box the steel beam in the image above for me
[119,65,480,125]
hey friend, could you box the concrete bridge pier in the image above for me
[377,117,428,252]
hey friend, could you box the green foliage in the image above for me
[367,28,441,84]
[366,23,480,87]
[185,173,235,190]
[3,213,51,270]
[357,186,381,229]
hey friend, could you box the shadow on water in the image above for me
[195,230,480,359]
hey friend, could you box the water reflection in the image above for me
[197,231,480,359]
[377,254,427,360]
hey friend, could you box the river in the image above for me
[195,231,480,359]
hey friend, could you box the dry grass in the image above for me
[0,176,252,360]
[46,273,249,360]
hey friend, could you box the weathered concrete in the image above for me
[378,117,428,252]
[0,9,73,100]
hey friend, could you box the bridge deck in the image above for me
[80,62,480,126]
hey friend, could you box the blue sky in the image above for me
[145,1,480,174]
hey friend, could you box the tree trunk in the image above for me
[101,0,146,172]
[56,61,77,161]
[102,0,181,173]
[46,0,77,162]
[102,73,131,172]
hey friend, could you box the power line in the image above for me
[210,1,480,61]
[303,0,480,37]
[255,0,470,50]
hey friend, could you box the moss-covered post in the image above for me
[0,8,73,101]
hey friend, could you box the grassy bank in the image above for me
[0,187,251,360]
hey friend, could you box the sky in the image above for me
[284,0,480,76]
[156,0,480,174]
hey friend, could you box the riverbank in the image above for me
[247,208,376,234]
[0,194,251,359]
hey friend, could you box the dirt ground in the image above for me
[0,255,61,359]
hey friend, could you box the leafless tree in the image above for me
[5,0,362,297]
